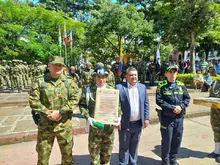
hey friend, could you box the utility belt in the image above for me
[156,108,185,122]
[31,109,73,125]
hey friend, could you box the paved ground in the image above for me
[0,87,211,145]
[0,116,217,165]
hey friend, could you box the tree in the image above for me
[85,1,154,62]
[0,0,86,63]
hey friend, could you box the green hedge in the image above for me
[176,74,220,84]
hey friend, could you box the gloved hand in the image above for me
[88,117,96,128]
[113,117,121,126]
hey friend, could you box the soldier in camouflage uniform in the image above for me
[69,66,81,88]
[207,80,220,163]
[80,66,121,165]
[81,62,94,96]
[0,65,4,92]
[29,56,80,165]
[148,60,157,86]
[2,60,11,89]
[11,60,22,93]
[106,64,115,87]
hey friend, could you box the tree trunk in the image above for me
[190,31,196,73]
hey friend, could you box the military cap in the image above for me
[166,64,178,72]
[48,56,65,65]
[2,60,6,63]
[96,62,104,67]
[87,62,92,66]
[70,66,76,70]
[93,66,108,76]
[106,64,112,69]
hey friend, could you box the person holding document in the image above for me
[79,66,122,165]
[116,67,150,165]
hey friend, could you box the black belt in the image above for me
[130,119,141,124]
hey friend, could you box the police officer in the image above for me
[29,56,80,165]
[156,64,190,165]
[79,66,121,165]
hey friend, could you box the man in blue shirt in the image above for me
[201,72,213,92]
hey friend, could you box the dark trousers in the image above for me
[119,121,142,165]
[160,117,184,164]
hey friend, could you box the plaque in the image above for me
[94,88,119,125]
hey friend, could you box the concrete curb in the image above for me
[0,111,210,146]
[0,127,88,146]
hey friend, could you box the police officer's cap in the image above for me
[166,65,178,72]
[93,66,108,76]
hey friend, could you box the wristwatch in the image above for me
[58,108,65,115]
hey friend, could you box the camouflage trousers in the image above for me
[0,76,4,90]
[36,124,73,165]
[210,108,220,142]
[88,125,115,165]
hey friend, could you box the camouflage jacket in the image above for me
[29,73,80,117]
[107,71,115,87]
[210,80,220,98]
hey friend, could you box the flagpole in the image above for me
[65,45,67,65]
[58,25,62,56]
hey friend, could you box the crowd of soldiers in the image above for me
[0,57,170,93]
[0,59,46,93]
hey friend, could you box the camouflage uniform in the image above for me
[81,63,94,95]
[80,84,115,165]
[29,56,80,165]
[11,60,22,92]
[69,66,81,88]
[148,61,156,86]
[106,65,115,87]
[80,66,122,165]
[0,65,4,91]
[208,80,220,162]
[2,60,11,89]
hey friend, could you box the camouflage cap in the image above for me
[106,64,112,69]
[166,64,178,72]
[87,62,92,66]
[48,56,65,65]
[70,66,76,70]
[96,62,104,67]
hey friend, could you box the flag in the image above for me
[117,56,123,76]
[63,22,67,46]
[69,29,73,48]
[118,38,123,76]
[58,25,62,47]
[156,44,161,73]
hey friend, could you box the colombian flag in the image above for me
[117,56,123,76]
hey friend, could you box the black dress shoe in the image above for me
[215,154,220,163]
[170,162,179,165]
[207,152,219,158]
[161,163,170,165]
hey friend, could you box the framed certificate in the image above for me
[94,88,119,125]
[193,97,220,108]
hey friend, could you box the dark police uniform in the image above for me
[156,79,190,165]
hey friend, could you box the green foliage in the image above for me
[0,0,86,63]
[177,74,195,84]
[85,2,154,63]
